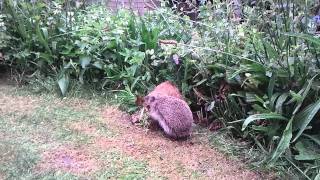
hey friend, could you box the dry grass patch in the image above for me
[38,145,100,175]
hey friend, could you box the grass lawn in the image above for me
[0,78,267,179]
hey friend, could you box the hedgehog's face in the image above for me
[135,95,144,106]
[143,95,155,110]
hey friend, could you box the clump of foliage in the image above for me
[1,0,192,99]
[183,0,320,178]
[2,0,320,178]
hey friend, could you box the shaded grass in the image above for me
[0,142,39,179]
[207,130,294,179]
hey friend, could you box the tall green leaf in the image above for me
[35,19,52,56]
[267,71,276,100]
[292,99,320,142]
[4,0,28,40]
[303,134,320,146]
[242,113,288,131]
[275,93,289,114]
[284,32,320,46]
[292,75,318,115]
[270,118,294,163]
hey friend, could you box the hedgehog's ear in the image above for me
[144,95,155,102]
[149,96,155,102]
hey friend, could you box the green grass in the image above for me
[0,86,153,179]
[207,130,297,179]
[0,80,274,179]
[95,151,151,179]
[0,142,39,179]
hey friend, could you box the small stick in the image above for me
[139,107,146,121]
[159,39,178,45]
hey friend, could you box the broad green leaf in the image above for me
[52,41,57,52]
[270,118,293,163]
[252,104,270,113]
[294,141,320,161]
[270,92,281,111]
[130,51,145,65]
[79,69,86,84]
[251,125,269,132]
[263,40,278,61]
[5,0,28,40]
[245,92,257,103]
[268,72,276,99]
[41,27,48,40]
[58,74,69,96]
[286,89,304,105]
[93,61,103,69]
[293,75,319,115]
[229,68,246,80]
[194,79,207,87]
[242,113,288,131]
[284,32,320,46]
[275,93,289,114]
[254,95,266,105]
[292,99,320,142]
[35,20,51,55]
[303,134,320,146]
[130,76,141,90]
[79,56,91,69]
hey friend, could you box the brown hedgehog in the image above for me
[135,81,183,107]
[143,94,193,139]
[148,81,183,100]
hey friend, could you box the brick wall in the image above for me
[105,0,160,15]
[0,0,160,15]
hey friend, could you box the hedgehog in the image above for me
[143,94,193,139]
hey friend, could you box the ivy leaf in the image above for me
[58,74,69,96]
[80,56,91,69]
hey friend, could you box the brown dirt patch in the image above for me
[101,106,133,131]
[38,145,99,175]
[52,98,98,112]
[0,93,38,115]
[99,106,263,179]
